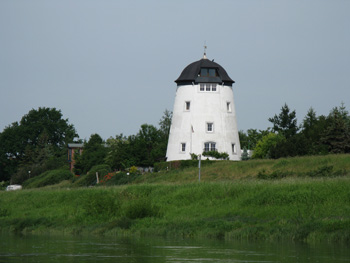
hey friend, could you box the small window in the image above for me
[206,84,211,91]
[209,69,216,77]
[227,102,231,112]
[207,122,213,132]
[200,84,205,91]
[200,68,208,76]
[212,84,217,91]
[185,101,191,111]
[181,143,186,152]
[232,143,236,154]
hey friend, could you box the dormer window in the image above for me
[200,68,217,77]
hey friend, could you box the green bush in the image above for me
[306,165,334,177]
[73,164,111,187]
[23,169,73,188]
[202,151,229,160]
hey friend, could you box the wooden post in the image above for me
[198,154,201,182]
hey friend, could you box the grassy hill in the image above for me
[1,154,350,243]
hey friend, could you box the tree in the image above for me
[0,107,78,182]
[238,130,249,149]
[321,105,350,154]
[158,109,172,140]
[105,134,137,170]
[133,124,163,166]
[239,129,270,151]
[268,103,298,139]
[74,134,108,175]
[252,133,285,159]
[270,133,308,158]
[241,147,250,160]
[301,108,328,155]
[157,109,172,161]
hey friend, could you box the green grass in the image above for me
[22,169,74,189]
[135,154,350,183]
[1,154,350,243]
[1,177,350,242]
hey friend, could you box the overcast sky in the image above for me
[1,0,349,141]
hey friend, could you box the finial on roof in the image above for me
[203,43,207,59]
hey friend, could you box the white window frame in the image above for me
[204,142,216,152]
[206,122,214,133]
[198,83,218,92]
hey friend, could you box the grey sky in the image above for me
[1,0,349,140]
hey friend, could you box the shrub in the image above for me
[202,151,229,160]
[306,165,334,177]
[73,164,111,187]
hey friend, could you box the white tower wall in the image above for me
[166,83,241,161]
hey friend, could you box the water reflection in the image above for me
[0,234,349,263]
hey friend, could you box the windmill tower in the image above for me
[166,51,241,161]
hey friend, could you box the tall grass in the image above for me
[1,176,350,243]
[135,154,350,183]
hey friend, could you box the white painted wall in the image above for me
[166,83,241,161]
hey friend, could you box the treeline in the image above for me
[74,109,172,175]
[0,107,172,183]
[239,103,350,159]
[1,103,349,184]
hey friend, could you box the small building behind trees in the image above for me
[67,143,83,172]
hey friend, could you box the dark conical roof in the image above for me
[175,58,234,86]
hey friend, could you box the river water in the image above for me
[0,234,349,262]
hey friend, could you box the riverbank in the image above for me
[1,176,350,243]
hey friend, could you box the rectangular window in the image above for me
[200,84,205,91]
[232,143,236,154]
[209,69,216,77]
[212,84,217,91]
[200,68,208,76]
[227,102,231,112]
[185,101,190,111]
[181,143,186,152]
[204,142,216,152]
[207,122,213,132]
[206,84,211,91]
[204,142,210,152]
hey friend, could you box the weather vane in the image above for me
[203,42,207,59]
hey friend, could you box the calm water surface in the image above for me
[0,234,349,262]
